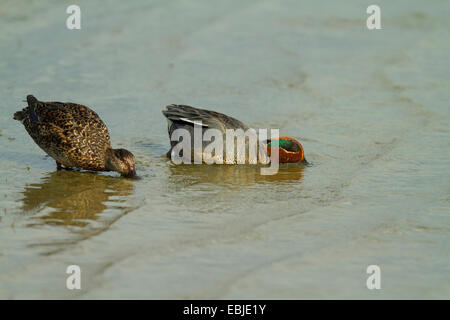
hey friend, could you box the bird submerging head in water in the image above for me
[13,95,136,177]
[162,104,307,164]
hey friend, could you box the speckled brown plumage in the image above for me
[163,104,249,133]
[14,95,136,177]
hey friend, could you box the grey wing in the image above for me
[162,104,248,133]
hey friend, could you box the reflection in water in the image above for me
[167,163,305,188]
[20,171,134,228]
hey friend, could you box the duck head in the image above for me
[266,136,307,164]
[106,148,136,178]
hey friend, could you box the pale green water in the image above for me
[0,0,449,299]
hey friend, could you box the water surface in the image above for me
[0,0,449,299]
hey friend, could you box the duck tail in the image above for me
[27,95,38,107]
[26,94,39,123]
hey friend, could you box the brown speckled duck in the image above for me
[162,104,307,164]
[13,95,136,177]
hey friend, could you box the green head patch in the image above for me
[267,138,301,153]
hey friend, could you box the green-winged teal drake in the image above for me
[13,95,136,177]
[162,104,306,164]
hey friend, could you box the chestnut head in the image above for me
[266,136,307,164]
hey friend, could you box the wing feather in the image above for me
[162,104,248,132]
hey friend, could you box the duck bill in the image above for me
[122,167,136,178]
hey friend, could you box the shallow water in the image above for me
[0,0,449,299]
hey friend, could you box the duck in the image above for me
[13,95,136,177]
[162,104,307,164]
